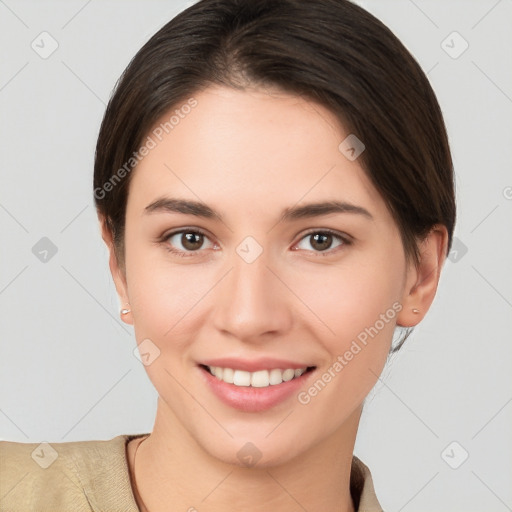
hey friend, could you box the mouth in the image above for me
[200,364,316,388]
[197,362,317,412]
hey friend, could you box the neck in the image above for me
[130,399,360,512]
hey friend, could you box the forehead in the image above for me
[127,85,385,219]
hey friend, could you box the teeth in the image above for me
[233,370,251,386]
[251,370,269,388]
[222,367,234,384]
[207,366,308,387]
[269,368,283,385]
[282,369,295,382]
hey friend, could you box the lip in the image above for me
[200,357,311,372]
[198,363,316,413]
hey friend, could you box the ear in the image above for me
[396,224,449,327]
[99,215,133,325]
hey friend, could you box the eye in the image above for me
[162,228,216,257]
[159,227,351,258]
[294,229,350,254]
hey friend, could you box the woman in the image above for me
[0,0,455,510]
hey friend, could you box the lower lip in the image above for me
[199,366,314,413]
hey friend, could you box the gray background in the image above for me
[1,0,511,510]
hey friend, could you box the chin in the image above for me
[200,435,307,469]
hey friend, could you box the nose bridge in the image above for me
[231,246,271,301]
[212,242,292,340]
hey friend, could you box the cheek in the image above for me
[289,256,403,414]
[125,257,211,398]
[125,245,214,347]
[291,255,404,347]
[295,254,404,415]
[293,268,401,426]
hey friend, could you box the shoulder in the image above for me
[0,433,146,512]
[350,455,384,512]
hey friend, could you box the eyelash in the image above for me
[158,227,352,258]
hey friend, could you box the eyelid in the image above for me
[161,226,211,240]
[297,227,352,242]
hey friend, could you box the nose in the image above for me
[211,248,293,343]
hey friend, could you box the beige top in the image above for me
[0,433,383,511]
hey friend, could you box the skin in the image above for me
[101,84,448,511]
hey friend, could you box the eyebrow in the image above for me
[144,197,373,222]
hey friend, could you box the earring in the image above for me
[121,304,131,315]
[412,308,420,314]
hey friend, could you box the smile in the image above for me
[198,361,316,412]
[204,365,311,387]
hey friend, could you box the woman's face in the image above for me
[113,85,417,466]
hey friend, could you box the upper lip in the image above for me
[200,357,314,372]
